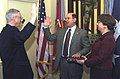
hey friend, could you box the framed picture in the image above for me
[9,0,37,3]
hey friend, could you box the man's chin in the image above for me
[65,24,69,27]
[65,26,69,28]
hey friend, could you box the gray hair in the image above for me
[6,8,20,22]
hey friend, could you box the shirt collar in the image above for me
[68,25,76,32]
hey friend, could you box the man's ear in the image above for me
[74,18,77,22]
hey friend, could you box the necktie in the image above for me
[63,29,71,57]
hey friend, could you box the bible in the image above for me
[67,57,85,63]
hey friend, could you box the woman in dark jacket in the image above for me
[75,14,116,79]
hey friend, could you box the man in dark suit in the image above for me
[113,22,120,79]
[43,13,90,79]
[0,4,36,79]
[113,35,120,79]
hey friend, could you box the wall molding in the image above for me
[9,0,37,3]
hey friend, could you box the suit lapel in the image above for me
[71,27,80,44]
[61,28,67,37]
[59,28,67,46]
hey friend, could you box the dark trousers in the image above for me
[90,68,112,79]
[112,57,120,79]
[60,58,83,79]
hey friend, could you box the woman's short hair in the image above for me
[72,13,77,19]
[97,14,116,30]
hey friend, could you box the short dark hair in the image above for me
[72,14,77,19]
[97,14,116,30]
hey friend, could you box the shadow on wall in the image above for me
[24,23,37,51]
[25,30,36,50]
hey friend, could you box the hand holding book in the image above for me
[67,56,85,63]
[76,56,87,64]
[69,53,87,64]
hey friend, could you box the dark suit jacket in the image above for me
[85,32,116,71]
[0,22,35,79]
[114,35,120,55]
[43,26,90,71]
[112,35,120,79]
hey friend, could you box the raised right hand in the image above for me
[44,16,51,26]
[31,3,37,20]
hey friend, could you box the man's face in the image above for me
[14,12,23,27]
[65,13,76,28]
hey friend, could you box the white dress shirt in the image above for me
[62,25,76,57]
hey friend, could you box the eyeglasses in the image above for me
[65,17,73,20]
[15,16,23,20]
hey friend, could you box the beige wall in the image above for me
[0,0,7,32]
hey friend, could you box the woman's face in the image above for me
[96,21,106,33]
